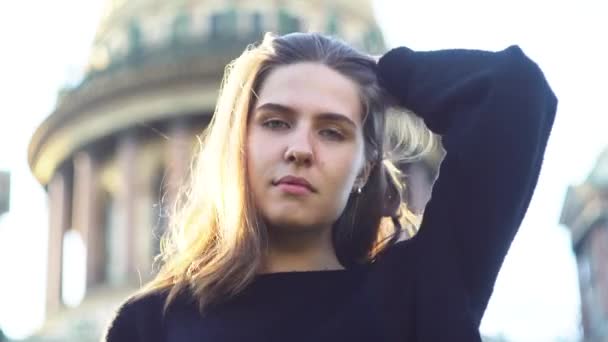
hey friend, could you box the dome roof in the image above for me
[29,0,386,185]
[86,0,384,73]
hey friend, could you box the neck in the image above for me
[261,224,344,273]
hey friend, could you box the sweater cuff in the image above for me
[377,46,415,105]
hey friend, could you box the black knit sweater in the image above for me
[103,45,557,341]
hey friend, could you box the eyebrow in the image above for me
[254,102,358,128]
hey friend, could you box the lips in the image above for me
[274,175,316,193]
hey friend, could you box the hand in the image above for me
[376,47,415,107]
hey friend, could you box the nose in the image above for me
[284,129,314,166]
[285,149,313,166]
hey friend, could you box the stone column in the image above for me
[107,133,137,286]
[405,162,434,215]
[589,222,608,337]
[577,252,592,342]
[72,151,104,288]
[164,121,193,217]
[46,169,71,314]
[132,146,157,283]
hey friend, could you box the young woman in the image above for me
[104,32,557,341]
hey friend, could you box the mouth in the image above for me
[273,175,317,194]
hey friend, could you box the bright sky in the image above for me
[1,1,606,341]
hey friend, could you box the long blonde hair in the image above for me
[137,32,436,313]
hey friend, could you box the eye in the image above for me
[262,119,290,130]
[319,128,345,141]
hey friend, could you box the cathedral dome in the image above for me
[28,0,386,185]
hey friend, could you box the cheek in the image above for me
[326,147,365,196]
[245,131,259,185]
[246,129,274,186]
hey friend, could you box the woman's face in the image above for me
[246,62,366,233]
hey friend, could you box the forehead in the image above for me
[255,62,363,123]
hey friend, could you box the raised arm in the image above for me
[377,45,557,323]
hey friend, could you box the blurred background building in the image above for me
[24,0,440,340]
[561,147,608,342]
[0,171,9,216]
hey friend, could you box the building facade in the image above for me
[560,147,608,342]
[26,1,441,340]
[0,171,9,216]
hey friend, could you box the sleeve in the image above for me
[377,45,558,323]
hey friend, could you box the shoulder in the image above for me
[369,236,421,275]
[102,290,168,342]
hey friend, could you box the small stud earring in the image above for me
[357,186,362,194]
